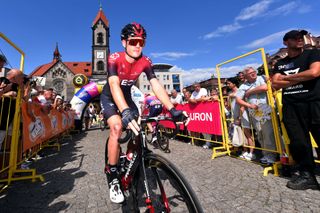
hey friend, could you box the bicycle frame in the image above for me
[119,117,177,212]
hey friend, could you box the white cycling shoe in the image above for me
[109,178,124,203]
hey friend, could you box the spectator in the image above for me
[272,30,320,190]
[0,77,12,97]
[226,77,240,124]
[237,71,246,85]
[88,104,96,128]
[51,90,57,103]
[170,89,183,105]
[183,91,191,104]
[35,88,53,105]
[189,83,208,104]
[83,106,90,130]
[54,95,64,111]
[29,89,39,102]
[0,69,24,156]
[202,88,220,149]
[236,67,277,163]
[0,54,7,76]
[204,88,219,102]
[181,88,187,101]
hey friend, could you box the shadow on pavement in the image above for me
[0,132,88,212]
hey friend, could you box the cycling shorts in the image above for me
[100,93,139,121]
[149,104,163,117]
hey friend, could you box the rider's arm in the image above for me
[150,78,174,110]
[108,76,129,113]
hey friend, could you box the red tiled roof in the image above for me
[30,61,92,77]
[92,9,109,27]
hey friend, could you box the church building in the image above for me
[30,6,110,101]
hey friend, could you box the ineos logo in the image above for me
[121,80,135,86]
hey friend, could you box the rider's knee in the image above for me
[110,123,122,137]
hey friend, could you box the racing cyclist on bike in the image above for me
[100,22,187,204]
[143,92,163,143]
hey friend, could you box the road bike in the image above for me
[142,118,171,153]
[105,115,203,213]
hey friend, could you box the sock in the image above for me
[108,164,118,183]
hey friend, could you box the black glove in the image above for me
[169,108,187,122]
[121,108,138,128]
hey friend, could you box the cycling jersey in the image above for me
[102,52,156,101]
[144,95,163,117]
[101,52,156,120]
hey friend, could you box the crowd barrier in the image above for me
[0,33,75,191]
[167,47,319,177]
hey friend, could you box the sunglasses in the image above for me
[127,39,145,47]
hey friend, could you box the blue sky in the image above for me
[1,0,319,86]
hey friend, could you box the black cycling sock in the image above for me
[108,164,118,183]
[152,132,157,138]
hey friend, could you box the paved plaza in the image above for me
[1,128,320,213]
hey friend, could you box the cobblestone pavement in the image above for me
[1,128,320,213]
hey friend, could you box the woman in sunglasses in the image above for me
[100,22,187,203]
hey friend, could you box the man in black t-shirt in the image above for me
[272,30,320,190]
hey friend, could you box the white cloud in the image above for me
[240,29,291,49]
[297,4,311,14]
[219,63,261,78]
[171,63,261,86]
[150,52,194,61]
[201,0,312,40]
[202,22,243,39]
[265,1,298,16]
[235,0,273,21]
[170,66,215,86]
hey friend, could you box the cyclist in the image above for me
[100,22,187,203]
[143,92,163,143]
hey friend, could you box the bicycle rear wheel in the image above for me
[142,123,153,144]
[132,153,203,213]
[156,124,170,152]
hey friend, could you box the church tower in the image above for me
[91,5,110,80]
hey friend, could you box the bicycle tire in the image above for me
[131,153,203,213]
[161,122,179,139]
[156,124,170,151]
[143,123,153,144]
[118,128,132,144]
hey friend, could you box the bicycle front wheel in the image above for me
[133,153,203,213]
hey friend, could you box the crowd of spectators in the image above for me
[0,57,75,170]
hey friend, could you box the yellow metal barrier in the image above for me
[0,32,43,188]
[214,48,283,176]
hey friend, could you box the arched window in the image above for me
[97,61,104,71]
[97,33,103,44]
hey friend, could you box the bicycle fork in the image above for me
[140,155,171,213]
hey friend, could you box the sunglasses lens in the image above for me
[128,39,145,47]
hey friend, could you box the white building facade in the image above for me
[137,63,183,95]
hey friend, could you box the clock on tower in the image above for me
[92,6,110,79]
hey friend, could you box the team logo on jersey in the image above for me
[284,68,299,75]
[121,79,135,86]
[145,56,152,64]
[109,52,120,61]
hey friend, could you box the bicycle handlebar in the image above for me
[118,115,184,144]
